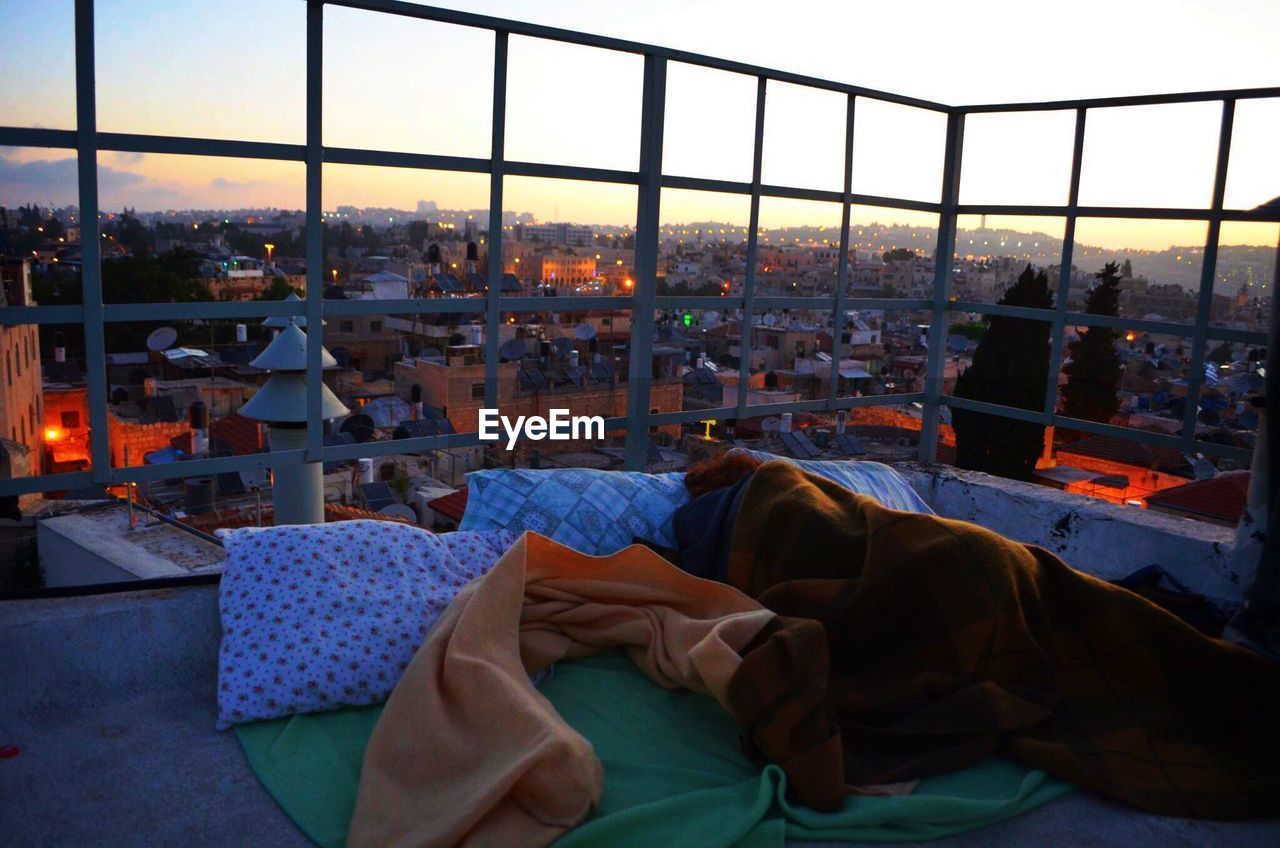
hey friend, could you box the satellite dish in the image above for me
[339,413,376,443]
[574,323,597,341]
[379,504,418,522]
[499,339,528,361]
[759,416,782,433]
[762,314,778,327]
[702,311,721,325]
[551,337,575,357]
[146,326,178,352]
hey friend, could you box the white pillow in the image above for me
[215,520,515,728]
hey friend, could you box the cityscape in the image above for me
[1,184,1273,574]
[0,6,1275,591]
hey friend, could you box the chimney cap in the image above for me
[239,373,349,423]
[263,293,324,328]
[250,320,336,372]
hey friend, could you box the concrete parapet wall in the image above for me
[897,462,1244,600]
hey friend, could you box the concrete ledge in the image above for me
[896,462,1244,599]
[1,584,222,723]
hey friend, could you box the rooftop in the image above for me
[1145,470,1251,525]
[36,502,226,587]
[0,0,1276,845]
[2,464,1275,847]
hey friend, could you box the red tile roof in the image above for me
[324,503,413,524]
[427,489,468,523]
[211,414,265,456]
[179,501,414,533]
[1057,435,1190,473]
[1145,471,1250,524]
[735,412,827,438]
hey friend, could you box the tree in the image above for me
[1207,341,1234,366]
[90,249,211,305]
[103,212,151,257]
[882,247,915,263]
[65,250,213,351]
[406,220,429,249]
[256,276,296,301]
[1060,262,1124,424]
[948,321,986,342]
[951,265,1053,481]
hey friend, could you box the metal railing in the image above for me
[0,0,1276,498]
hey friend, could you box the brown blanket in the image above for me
[723,461,1280,819]
[347,532,784,848]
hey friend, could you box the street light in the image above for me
[264,243,275,263]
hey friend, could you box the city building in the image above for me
[0,258,44,479]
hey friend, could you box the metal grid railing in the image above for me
[0,0,1276,498]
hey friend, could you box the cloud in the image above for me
[0,155,146,206]
[109,151,147,165]
[210,176,269,190]
[0,153,190,211]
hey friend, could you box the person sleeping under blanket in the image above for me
[655,453,1280,821]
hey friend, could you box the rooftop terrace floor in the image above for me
[4,576,1279,847]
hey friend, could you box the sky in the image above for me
[1,0,1278,250]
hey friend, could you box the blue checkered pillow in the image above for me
[731,449,934,514]
[458,468,690,555]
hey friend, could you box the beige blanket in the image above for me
[347,532,776,848]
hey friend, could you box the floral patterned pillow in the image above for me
[215,520,516,728]
[458,468,690,556]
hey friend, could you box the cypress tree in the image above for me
[951,265,1053,481]
[1207,341,1234,366]
[1060,262,1124,424]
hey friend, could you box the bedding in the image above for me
[236,652,1072,848]
[215,520,515,728]
[458,467,689,554]
[227,461,1276,846]
[689,460,1280,819]
[346,531,781,847]
[727,448,933,514]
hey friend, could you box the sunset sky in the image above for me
[2,0,1278,250]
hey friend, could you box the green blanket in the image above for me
[236,652,1073,847]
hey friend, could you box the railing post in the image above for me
[1181,99,1235,452]
[484,32,508,412]
[1043,108,1087,417]
[829,93,855,406]
[623,54,666,471]
[304,0,325,461]
[736,77,768,424]
[918,109,964,461]
[74,0,110,481]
